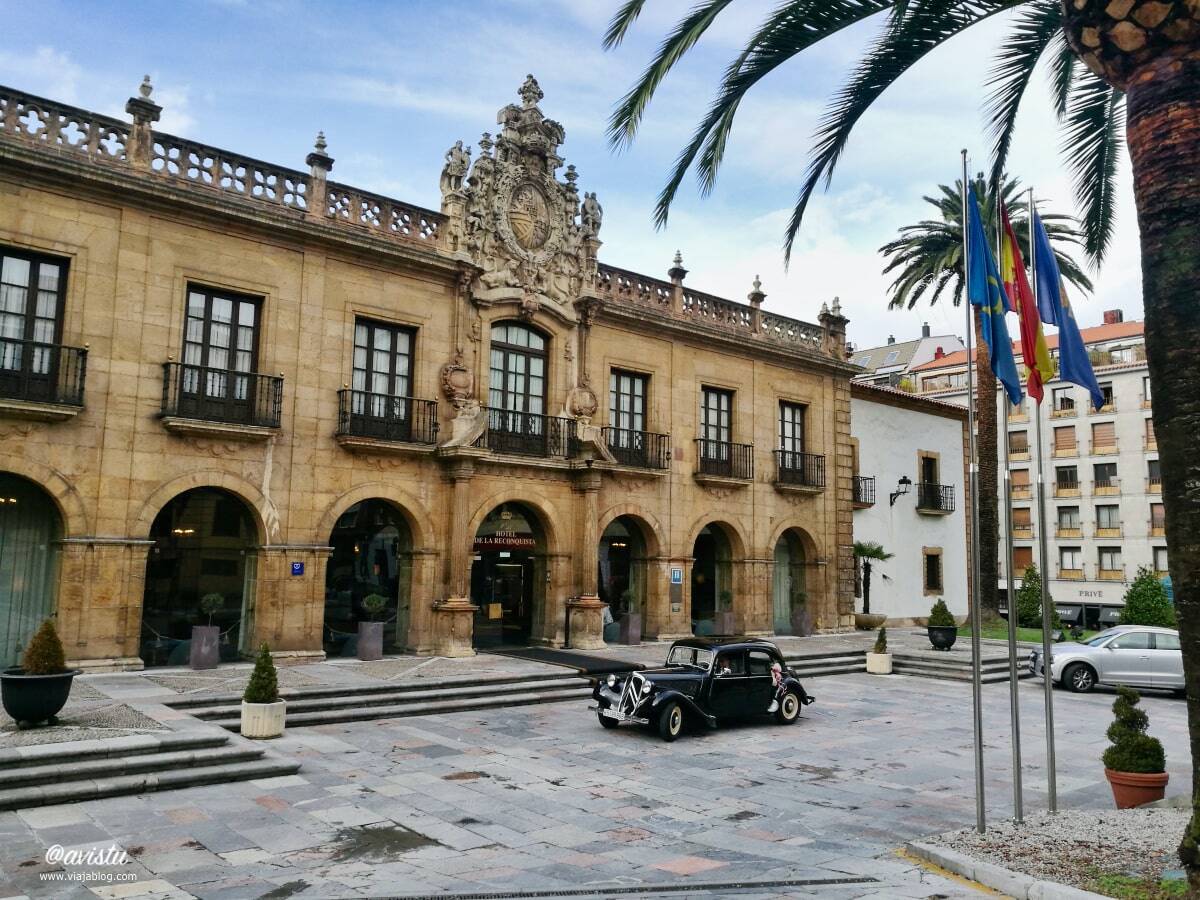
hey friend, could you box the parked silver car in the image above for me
[1029,625,1184,694]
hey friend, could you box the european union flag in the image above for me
[1033,212,1105,410]
[966,186,1023,405]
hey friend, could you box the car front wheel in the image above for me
[1063,662,1097,693]
[775,690,801,725]
[657,701,683,742]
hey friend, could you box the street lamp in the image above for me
[889,475,913,507]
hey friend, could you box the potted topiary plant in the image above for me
[0,619,78,728]
[241,642,285,739]
[357,593,388,661]
[714,589,736,635]
[190,593,223,670]
[617,587,641,645]
[866,626,892,674]
[1102,685,1168,808]
[926,598,958,651]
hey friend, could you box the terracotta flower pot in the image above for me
[1105,768,1168,809]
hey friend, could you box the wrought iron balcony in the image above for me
[1053,480,1081,497]
[161,361,283,429]
[852,475,876,507]
[336,390,438,445]
[916,482,955,514]
[0,338,87,406]
[695,439,753,480]
[477,407,575,458]
[774,450,825,489]
[603,426,670,470]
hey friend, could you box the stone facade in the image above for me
[0,77,858,669]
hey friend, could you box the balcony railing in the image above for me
[1056,526,1082,538]
[1094,526,1122,538]
[1098,567,1126,582]
[1009,443,1030,460]
[1012,484,1032,499]
[336,390,438,445]
[1054,480,1081,497]
[1148,476,1162,493]
[603,427,670,470]
[1093,477,1121,495]
[1149,519,1166,537]
[695,439,753,480]
[853,475,876,507]
[1092,442,1119,456]
[1051,405,1076,418]
[477,407,575,458]
[1052,444,1079,458]
[774,450,825,489]
[1011,524,1034,539]
[1144,436,1157,451]
[161,362,282,428]
[916,482,955,513]
[1058,567,1086,581]
[0,339,87,406]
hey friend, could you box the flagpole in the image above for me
[997,198,1024,824]
[962,152,986,833]
[1029,187,1059,813]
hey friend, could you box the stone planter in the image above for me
[189,625,220,670]
[713,611,736,636]
[357,621,384,661]
[927,625,958,651]
[0,668,78,728]
[865,652,893,675]
[855,613,887,631]
[618,613,642,645]
[1105,768,1168,809]
[241,699,286,739]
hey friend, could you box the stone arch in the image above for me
[315,483,435,550]
[0,458,89,537]
[465,489,562,556]
[682,513,749,560]
[133,470,271,544]
[765,521,822,563]
[597,503,665,559]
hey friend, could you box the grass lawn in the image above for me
[956,623,1098,643]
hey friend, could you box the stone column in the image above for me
[741,557,773,636]
[566,465,605,649]
[432,455,478,657]
[124,76,161,171]
[305,133,334,222]
[58,538,153,671]
[404,548,440,655]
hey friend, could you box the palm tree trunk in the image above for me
[863,561,872,616]
[1122,44,1200,889]
[973,306,1000,613]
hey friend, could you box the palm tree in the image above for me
[853,541,894,616]
[879,172,1091,613]
[605,1,1199,882]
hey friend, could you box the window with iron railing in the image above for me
[852,475,876,506]
[916,482,955,513]
[774,450,824,488]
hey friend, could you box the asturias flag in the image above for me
[1032,211,1104,410]
[966,185,1023,405]
[1000,202,1054,403]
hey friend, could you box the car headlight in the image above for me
[606,674,617,688]
[641,681,652,696]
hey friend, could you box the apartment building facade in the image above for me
[911,315,1164,620]
[0,77,858,670]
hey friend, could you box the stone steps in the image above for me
[0,733,299,811]
[891,652,1032,684]
[784,650,867,679]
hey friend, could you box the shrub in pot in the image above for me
[866,626,892,675]
[617,588,641,645]
[190,593,223,670]
[1103,685,1168,808]
[926,598,958,651]
[0,619,78,728]
[714,589,736,635]
[357,594,388,661]
[241,642,285,739]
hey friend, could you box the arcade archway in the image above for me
[471,502,546,648]
[772,530,809,635]
[141,487,258,667]
[597,516,649,643]
[323,499,413,657]
[691,523,734,635]
[0,474,62,667]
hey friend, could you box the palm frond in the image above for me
[985,0,1061,191]
[783,0,1018,264]
[603,0,648,50]
[607,0,736,149]
[1047,31,1076,118]
[1061,72,1123,264]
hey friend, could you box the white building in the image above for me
[849,323,965,390]
[850,382,970,623]
[911,312,1162,627]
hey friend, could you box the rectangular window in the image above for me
[919,453,939,484]
[700,387,733,445]
[1009,431,1028,454]
[923,550,943,593]
[1148,459,1161,480]
[1012,546,1034,571]
[1094,462,1117,487]
[1012,507,1031,528]
[1143,375,1152,403]
[1053,387,1074,411]
[779,401,805,454]
[1098,547,1121,570]
[1096,504,1120,529]
[1145,418,1156,443]
[1151,503,1165,529]
[1060,546,1082,570]
[1058,506,1081,528]
[0,247,67,390]
[180,286,261,409]
[1054,426,1076,451]
[1012,469,1030,489]
[1154,547,1168,572]
[352,318,413,405]
[1056,465,1079,487]
[1091,421,1116,449]
[609,369,647,434]
[1099,382,1114,407]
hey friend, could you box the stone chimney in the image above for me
[305,132,334,221]
[922,322,931,338]
[667,250,687,314]
[887,335,896,345]
[124,76,161,170]
[1103,309,1124,325]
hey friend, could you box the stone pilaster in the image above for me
[58,538,153,671]
[305,132,334,222]
[741,557,773,636]
[432,454,480,657]
[832,375,856,631]
[567,466,605,649]
[404,548,440,655]
[251,544,331,661]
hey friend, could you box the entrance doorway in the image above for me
[691,524,732,635]
[0,474,62,667]
[598,517,647,643]
[141,487,257,667]
[773,531,808,635]
[323,500,413,657]
[471,503,543,648]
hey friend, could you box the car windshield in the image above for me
[1083,628,1122,647]
[667,646,714,670]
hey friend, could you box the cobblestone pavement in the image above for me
[0,674,1189,899]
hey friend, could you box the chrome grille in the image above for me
[618,672,645,716]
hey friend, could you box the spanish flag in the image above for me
[999,201,1054,403]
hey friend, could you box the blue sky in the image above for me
[0,0,1142,349]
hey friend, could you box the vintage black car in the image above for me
[592,638,813,741]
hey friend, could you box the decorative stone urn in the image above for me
[566,596,606,650]
[240,698,286,739]
[432,599,477,657]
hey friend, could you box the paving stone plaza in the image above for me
[0,644,1190,899]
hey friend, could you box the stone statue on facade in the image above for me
[581,192,603,239]
[440,140,471,196]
